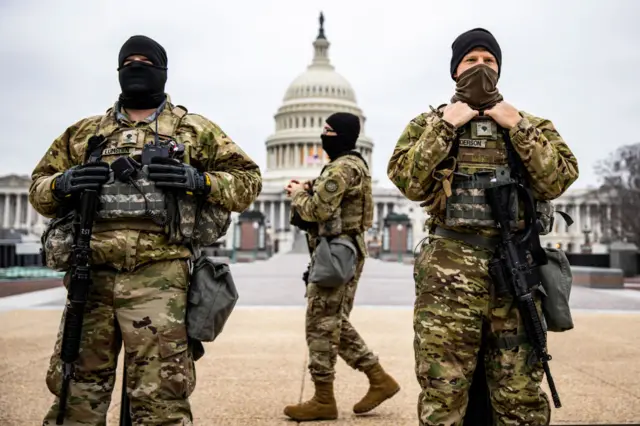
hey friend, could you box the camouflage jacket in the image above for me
[387,108,579,236]
[291,153,373,256]
[29,95,262,271]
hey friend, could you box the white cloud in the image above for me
[1,0,638,191]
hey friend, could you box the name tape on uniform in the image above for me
[459,139,487,148]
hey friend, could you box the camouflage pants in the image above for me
[413,236,551,426]
[305,257,379,383]
[43,258,196,426]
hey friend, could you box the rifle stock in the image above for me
[485,182,561,409]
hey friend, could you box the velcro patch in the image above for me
[475,121,493,137]
[120,129,139,145]
[324,179,339,193]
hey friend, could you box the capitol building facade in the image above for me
[0,14,618,260]
[223,14,427,253]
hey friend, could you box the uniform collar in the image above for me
[110,93,173,125]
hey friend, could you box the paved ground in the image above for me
[1,253,640,425]
[5,253,640,311]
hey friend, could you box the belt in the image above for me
[432,226,500,251]
[92,219,165,234]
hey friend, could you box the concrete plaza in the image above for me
[1,253,640,425]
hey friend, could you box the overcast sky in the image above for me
[1,0,638,191]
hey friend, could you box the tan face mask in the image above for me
[451,64,503,111]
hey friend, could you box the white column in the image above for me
[3,194,9,228]
[14,193,22,228]
[557,204,565,234]
[26,202,33,230]
[597,204,604,238]
[279,200,285,230]
[283,145,288,168]
[270,201,275,228]
[287,145,292,168]
[575,204,583,235]
[373,201,378,228]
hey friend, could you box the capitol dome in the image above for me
[263,13,374,186]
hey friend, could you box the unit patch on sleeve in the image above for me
[324,179,339,193]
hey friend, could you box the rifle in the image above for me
[485,181,561,409]
[56,188,99,424]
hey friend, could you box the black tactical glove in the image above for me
[51,162,111,201]
[302,263,310,285]
[147,156,211,196]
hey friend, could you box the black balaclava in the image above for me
[322,112,360,160]
[117,35,168,109]
[450,28,502,80]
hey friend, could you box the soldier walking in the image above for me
[283,112,400,421]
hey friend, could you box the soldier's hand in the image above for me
[285,181,303,198]
[52,162,111,201]
[148,157,211,196]
[484,101,522,129]
[442,101,479,128]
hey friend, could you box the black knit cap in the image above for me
[118,35,168,69]
[326,112,361,143]
[450,28,501,80]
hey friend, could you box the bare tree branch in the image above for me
[595,143,640,246]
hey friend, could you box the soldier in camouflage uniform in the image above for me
[29,35,262,425]
[387,28,579,426]
[283,112,400,421]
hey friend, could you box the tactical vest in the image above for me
[317,152,373,257]
[92,106,230,247]
[444,116,518,229]
[91,106,186,227]
[41,104,231,271]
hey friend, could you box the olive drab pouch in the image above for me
[40,211,75,272]
[538,247,574,332]
[168,196,232,247]
[186,254,239,343]
[308,236,358,288]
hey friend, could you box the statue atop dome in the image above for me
[317,12,326,40]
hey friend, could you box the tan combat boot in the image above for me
[353,363,401,414]
[283,380,338,421]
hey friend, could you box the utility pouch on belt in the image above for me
[308,236,358,288]
[186,254,239,344]
[538,247,574,332]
